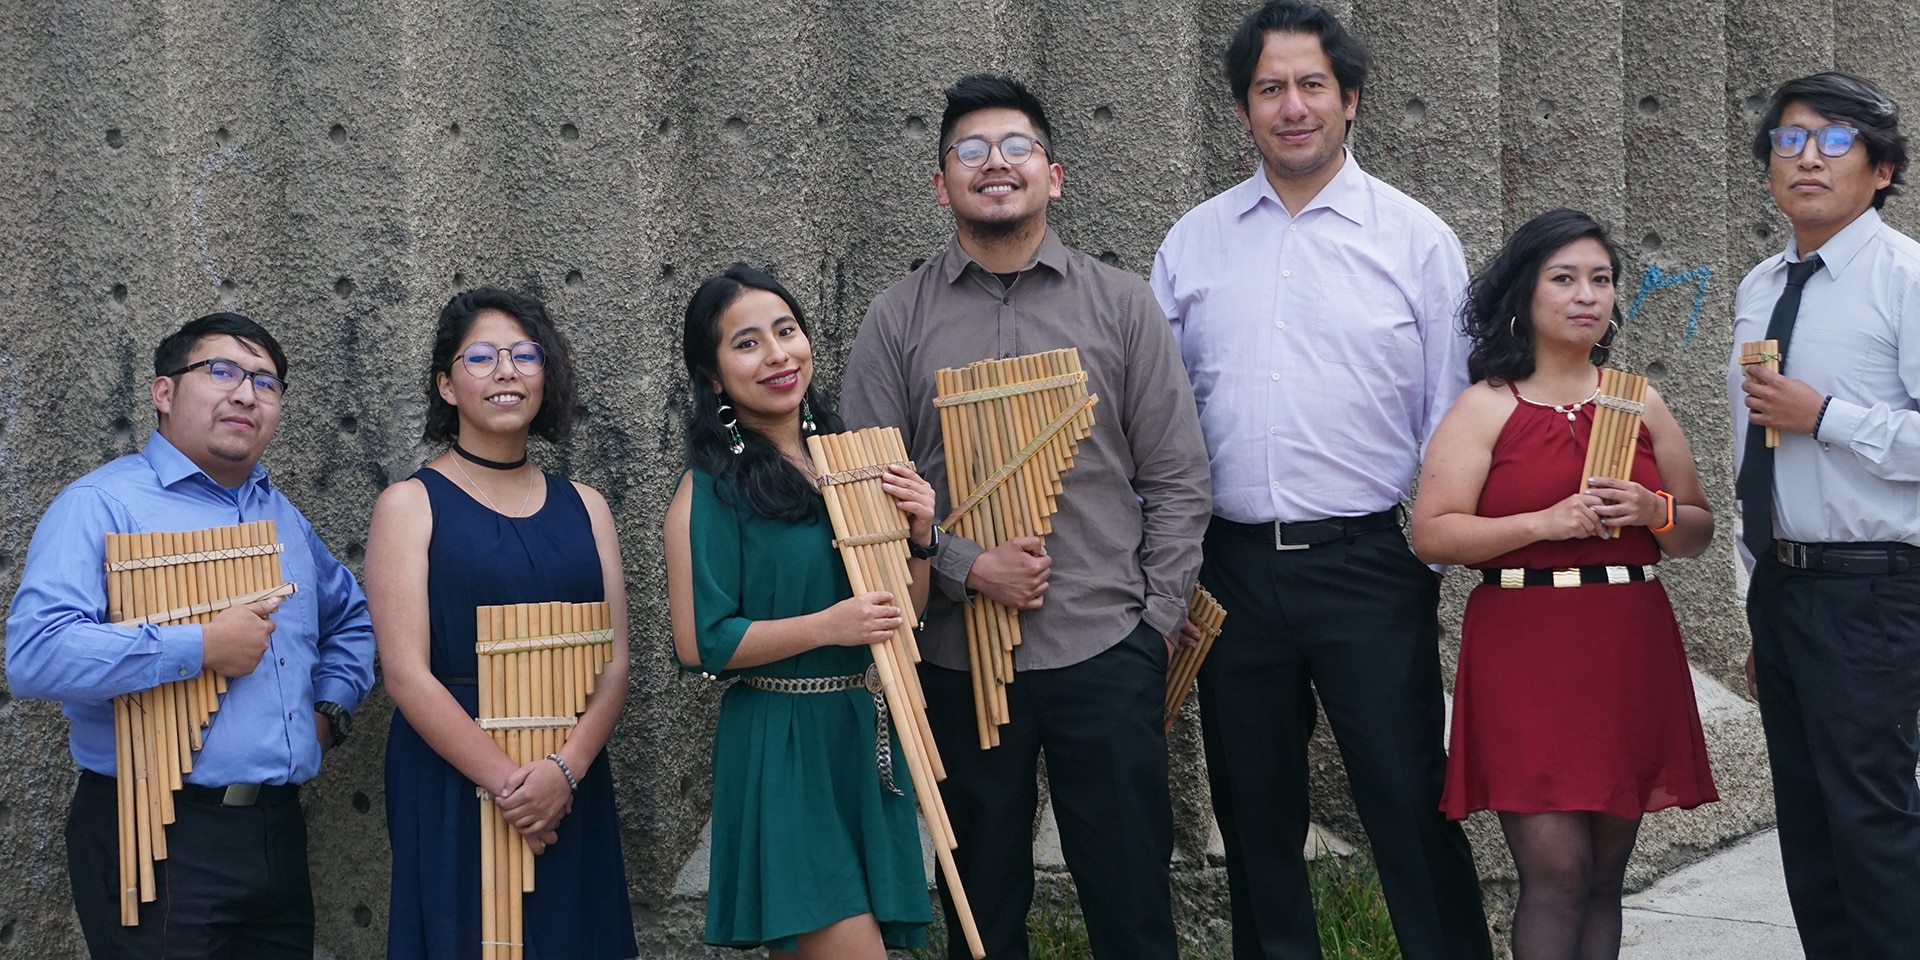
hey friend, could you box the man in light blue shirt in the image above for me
[6,311,374,958]
[1150,3,1491,958]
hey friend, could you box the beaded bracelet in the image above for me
[1814,396,1834,440]
[546,753,579,793]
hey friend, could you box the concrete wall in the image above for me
[2,0,1917,955]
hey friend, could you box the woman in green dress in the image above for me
[664,264,937,958]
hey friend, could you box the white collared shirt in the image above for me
[1151,151,1472,523]
[1728,206,1920,570]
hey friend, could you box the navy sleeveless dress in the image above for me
[384,468,637,959]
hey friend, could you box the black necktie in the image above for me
[1737,254,1823,559]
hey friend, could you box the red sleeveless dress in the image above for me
[1439,383,1719,820]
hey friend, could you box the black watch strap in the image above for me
[908,525,942,561]
[315,700,352,746]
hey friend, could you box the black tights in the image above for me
[1498,811,1642,960]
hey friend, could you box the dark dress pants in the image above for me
[1749,556,1920,960]
[1197,524,1492,960]
[67,771,314,960]
[920,619,1178,960]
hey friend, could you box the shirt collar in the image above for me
[939,225,1070,284]
[141,430,271,495]
[1232,149,1368,226]
[1785,205,1882,279]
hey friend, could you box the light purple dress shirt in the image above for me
[1151,152,1472,523]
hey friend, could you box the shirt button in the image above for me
[1289,224,1298,232]
[1002,296,1012,304]
[178,668,188,677]
[1271,481,1280,490]
[1275,321,1285,329]
[1269,426,1278,435]
[287,712,295,720]
[279,658,287,666]
[1281,270,1291,278]
[1271,372,1281,381]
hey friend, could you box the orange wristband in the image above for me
[1649,490,1676,533]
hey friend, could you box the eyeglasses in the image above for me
[946,134,1047,168]
[166,358,286,402]
[459,341,546,378]
[1768,124,1860,159]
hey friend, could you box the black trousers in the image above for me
[1749,555,1920,960]
[1197,523,1492,960]
[921,619,1177,960]
[67,771,313,960]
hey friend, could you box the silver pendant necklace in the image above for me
[451,454,535,516]
[1514,385,1600,422]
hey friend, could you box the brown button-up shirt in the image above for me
[839,229,1211,670]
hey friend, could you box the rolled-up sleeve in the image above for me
[684,473,753,677]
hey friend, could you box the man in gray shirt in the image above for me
[839,74,1210,960]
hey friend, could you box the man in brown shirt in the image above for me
[839,74,1210,960]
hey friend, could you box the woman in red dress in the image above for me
[1411,208,1719,960]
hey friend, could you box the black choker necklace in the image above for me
[453,441,528,470]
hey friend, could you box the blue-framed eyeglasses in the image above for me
[1768,124,1859,159]
[165,358,287,401]
[946,134,1047,168]
[459,341,546,378]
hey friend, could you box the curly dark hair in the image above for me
[1752,71,1907,210]
[422,287,578,445]
[1464,208,1624,384]
[681,264,842,523]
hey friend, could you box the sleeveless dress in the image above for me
[682,468,931,950]
[384,469,637,959]
[1440,385,1719,820]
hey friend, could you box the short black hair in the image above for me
[153,312,288,380]
[422,287,578,444]
[1464,208,1625,384]
[1225,1,1370,109]
[938,73,1055,165]
[1753,71,1907,209]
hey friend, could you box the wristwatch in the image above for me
[908,525,943,561]
[315,700,352,747]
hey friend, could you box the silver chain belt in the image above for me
[739,663,901,795]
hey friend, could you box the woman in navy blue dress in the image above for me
[366,288,637,959]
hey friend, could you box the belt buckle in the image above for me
[1499,569,1524,589]
[1551,568,1581,589]
[221,783,260,807]
[1775,541,1808,568]
[1273,522,1311,551]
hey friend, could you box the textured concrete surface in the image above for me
[3,1,1919,957]
[1620,829,1800,959]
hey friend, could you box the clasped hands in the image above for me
[1537,478,1664,541]
[494,757,574,854]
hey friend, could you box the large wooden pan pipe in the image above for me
[1578,367,1652,540]
[932,348,1098,751]
[102,521,298,925]
[1162,584,1227,735]
[1738,339,1782,448]
[808,426,985,959]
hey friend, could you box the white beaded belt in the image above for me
[1482,565,1654,589]
[739,663,902,795]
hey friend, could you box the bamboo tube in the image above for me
[115,695,138,925]
[1740,339,1782,447]
[129,692,154,901]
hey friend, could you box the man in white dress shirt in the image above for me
[1731,71,1920,960]
[1149,3,1492,958]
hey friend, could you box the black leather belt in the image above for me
[1209,508,1400,550]
[1773,540,1920,575]
[82,770,299,807]
[1481,565,1651,588]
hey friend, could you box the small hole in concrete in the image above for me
[679,775,694,799]
[1098,251,1121,267]
[1754,223,1772,240]
[657,117,671,136]
[1638,96,1660,116]
[1093,106,1114,123]
[347,542,366,563]
[904,115,928,137]
[111,416,133,439]
[111,283,129,303]
[1405,98,1427,122]
[1641,232,1663,256]
[1647,360,1668,381]
[1744,93,1768,117]
[560,122,579,141]
[447,122,462,139]
[0,552,11,574]
[452,271,467,290]
[1536,100,1555,120]
[338,415,358,435]
[565,270,584,288]
[352,791,371,814]
[723,116,748,136]
[106,128,125,148]
[660,263,675,279]
[0,800,12,832]
[219,279,238,295]
[215,127,231,145]
[352,904,372,927]
[0,920,14,945]
[333,277,355,298]
[329,124,347,144]
[909,258,927,272]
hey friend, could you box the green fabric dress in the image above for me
[685,468,931,950]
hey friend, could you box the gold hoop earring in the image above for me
[1597,318,1621,350]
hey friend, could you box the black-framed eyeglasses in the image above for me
[165,358,287,401]
[459,341,546,378]
[946,134,1047,168]
[1769,124,1859,159]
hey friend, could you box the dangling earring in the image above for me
[718,401,744,455]
[1597,318,1621,349]
[1508,315,1520,338]
[801,397,818,434]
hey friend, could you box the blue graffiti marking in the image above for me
[1626,264,1714,343]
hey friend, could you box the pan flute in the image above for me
[475,600,615,960]
[1579,368,1651,540]
[1738,339,1782,448]
[103,521,298,925]
[1162,584,1227,734]
[808,426,985,959]
[933,349,1098,750]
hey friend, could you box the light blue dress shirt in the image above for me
[1728,206,1920,571]
[5,432,375,785]
[1151,152,1472,523]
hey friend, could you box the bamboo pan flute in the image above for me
[1738,339,1783,448]
[808,426,986,959]
[103,520,297,926]
[1579,368,1652,540]
[932,348,1098,751]
[475,601,615,960]
[1162,584,1228,735]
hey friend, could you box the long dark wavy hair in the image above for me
[1464,208,1625,384]
[423,287,578,444]
[681,265,842,523]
